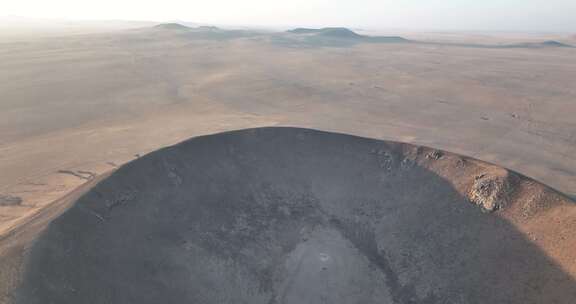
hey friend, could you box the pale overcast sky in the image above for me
[3,0,576,32]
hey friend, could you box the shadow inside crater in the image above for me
[15,127,576,304]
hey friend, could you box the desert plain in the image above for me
[0,22,576,303]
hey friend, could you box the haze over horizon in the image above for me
[2,0,576,32]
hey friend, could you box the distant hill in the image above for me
[534,40,572,48]
[284,27,411,47]
[153,23,222,32]
[367,36,411,43]
[401,39,575,50]
[542,40,572,47]
[150,23,263,41]
[287,28,322,34]
[153,23,191,31]
[196,26,220,31]
[504,40,573,49]
[152,24,570,49]
[288,27,362,38]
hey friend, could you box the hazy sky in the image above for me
[3,0,576,32]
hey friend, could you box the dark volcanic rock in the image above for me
[0,195,22,206]
[9,128,576,304]
[469,172,512,212]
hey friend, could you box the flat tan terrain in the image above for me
[0,26,575,239]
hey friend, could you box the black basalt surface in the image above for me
[14,127,576,303]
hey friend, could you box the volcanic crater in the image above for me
[3,127,576,304]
